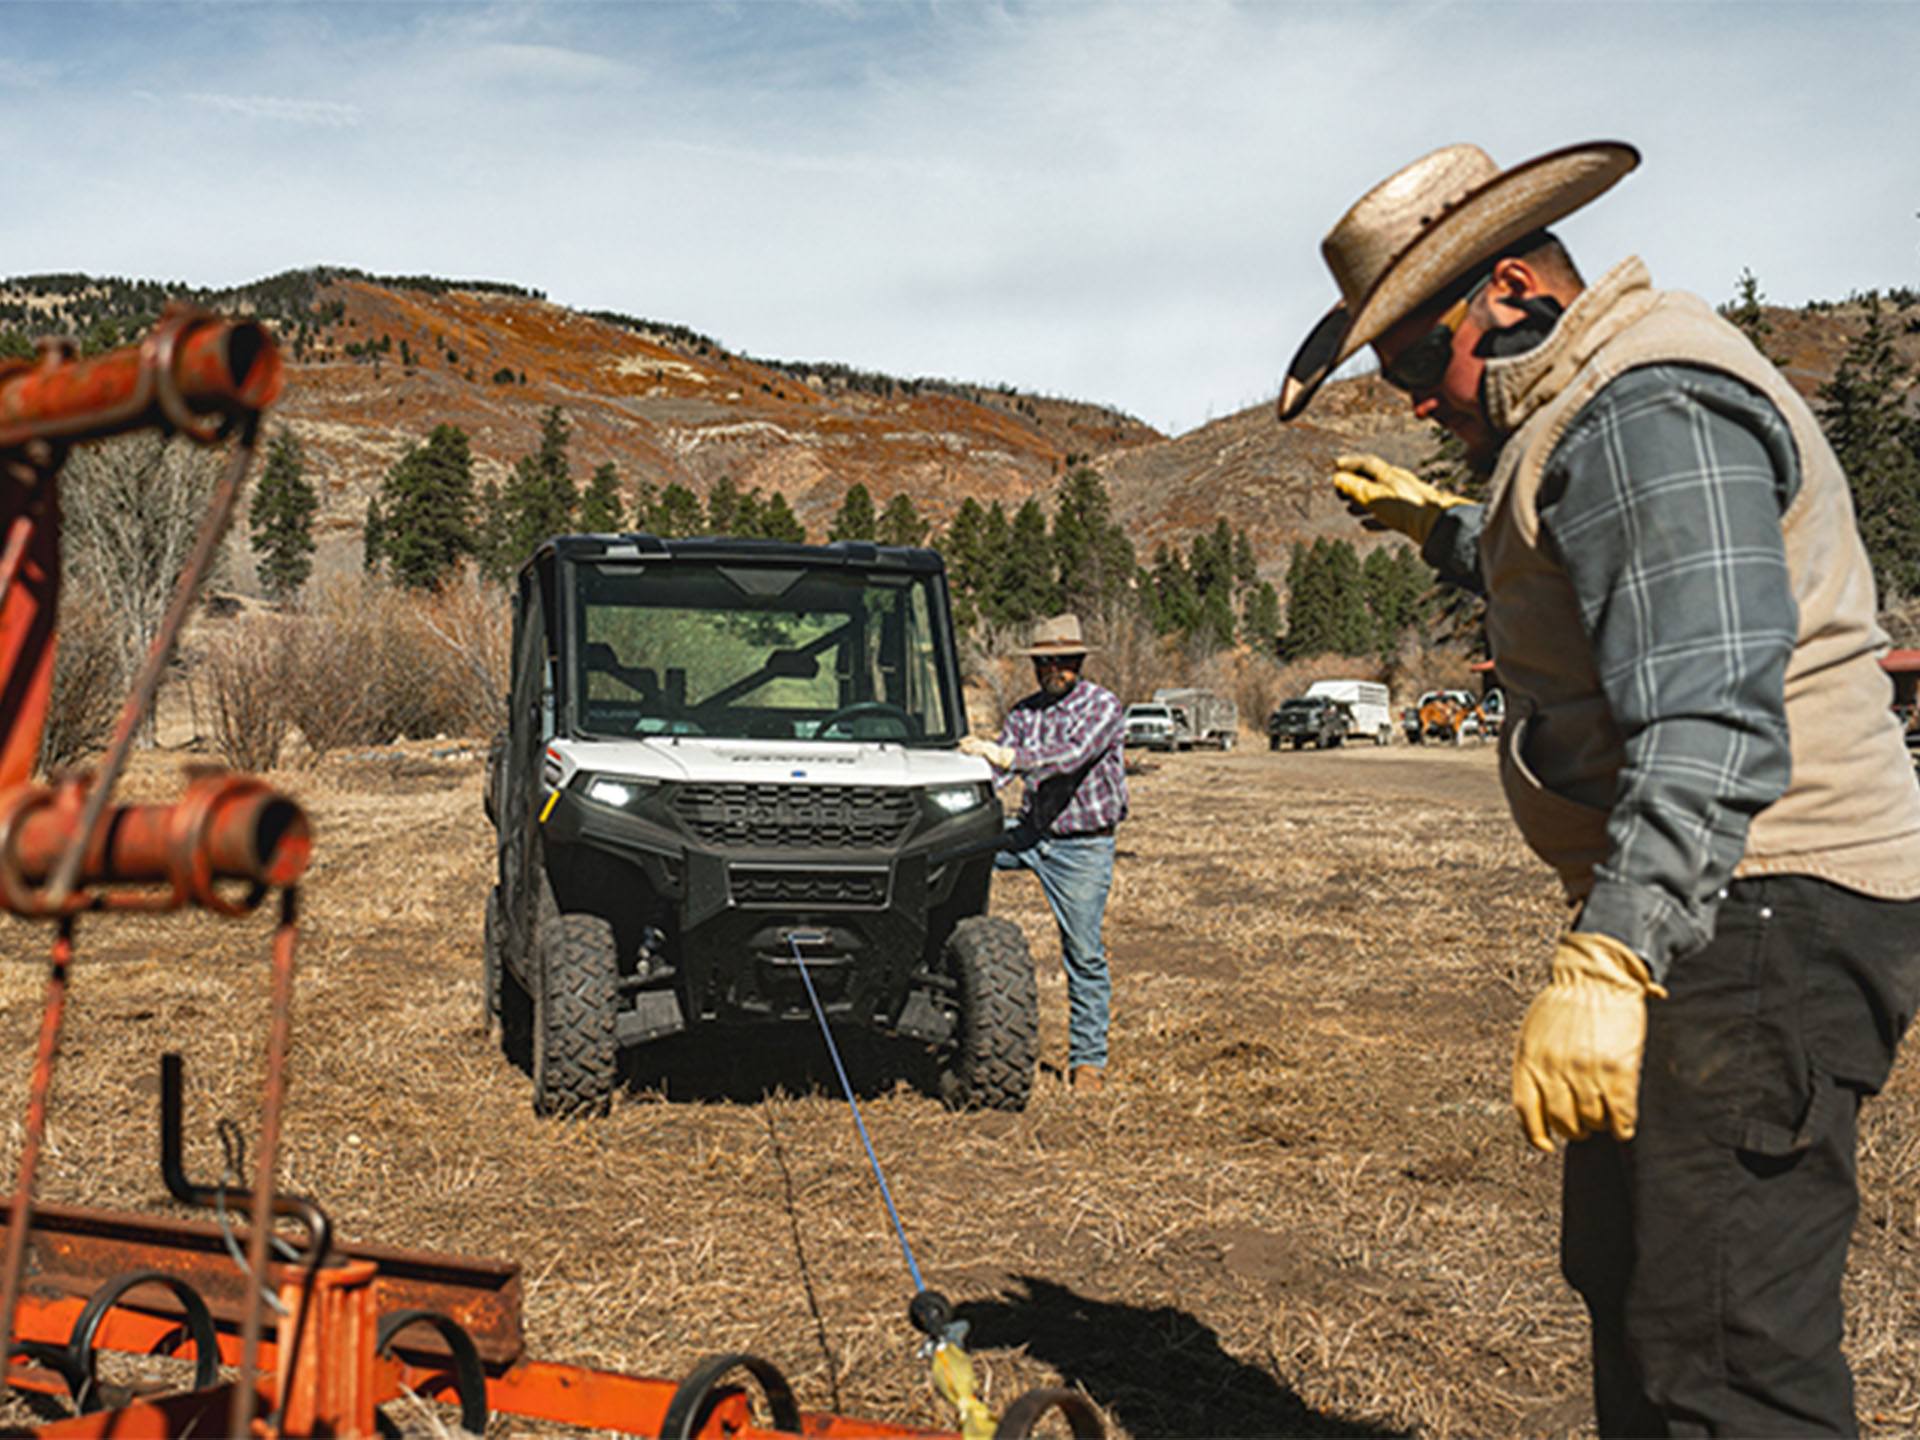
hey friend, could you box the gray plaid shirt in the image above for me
[1425,365,1801,976]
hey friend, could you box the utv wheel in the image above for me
[1267,736,1279,752]
[532,913,620,1117]
[938,917,1038,1112]
[483,887,504,1041]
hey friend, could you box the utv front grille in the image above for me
[671,783,918,849]
[728,865,890,908]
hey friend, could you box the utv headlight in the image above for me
[575,772,660,812]
[927,782,992,816]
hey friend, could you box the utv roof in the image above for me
[524,533,946,576]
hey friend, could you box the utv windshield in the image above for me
[570,560,959,744]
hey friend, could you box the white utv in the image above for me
[483,535,1038,1116]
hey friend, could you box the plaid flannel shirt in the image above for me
[997,679,1129,836]
[1425,365,1801,976]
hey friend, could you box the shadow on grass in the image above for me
[957,1275,1401,1440]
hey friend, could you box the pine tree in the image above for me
[1817,301,1920,600]
[996,499,1057,623]
[943,498,991,628]
[757,492,806,542]
[651,482,705,538]
[877,492,929,547]
[579,461,625,533]
[375,423,475,589]
[1051,466,1136,614]
[473,478,514,582]
[1241,579,1282,654]
[248,429,317,602]
[706,476,752,536]
[1148,544,1199,636]
[1362,544,1432,658]
[1325,539,1372,654]
[630,479,660,533]
[499,406,577,566]
[829,483,878,541]
[363,495,385,572]
[1720,268,1788,367]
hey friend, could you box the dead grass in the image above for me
[2,743,1917,1437]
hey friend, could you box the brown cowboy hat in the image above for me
[1276,140,1640,422]
[1020,613,1094,657]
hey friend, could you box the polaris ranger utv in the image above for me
[483,534,1037,1116]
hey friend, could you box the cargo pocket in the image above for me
[1497,712,1611,897]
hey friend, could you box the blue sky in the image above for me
[3,1,1917,435]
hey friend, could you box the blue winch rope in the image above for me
[788,932,926,1294]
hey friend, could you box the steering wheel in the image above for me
[814,701,916,740]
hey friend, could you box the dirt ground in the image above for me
[4,736,1920,1438]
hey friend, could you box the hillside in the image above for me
[4,269,1912,586]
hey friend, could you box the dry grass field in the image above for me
[4,737,1919,1438]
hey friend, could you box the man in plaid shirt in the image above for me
[960,613,1127,1093]
[1280,140,1920,1435]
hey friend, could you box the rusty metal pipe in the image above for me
[0,310,283,452]
[0,921,74,1359]
[9,782,310,890]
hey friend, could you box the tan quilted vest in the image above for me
[1479,257,1920,902]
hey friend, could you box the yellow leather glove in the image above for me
[1511,931,1669,1152]
[957,734,1015,770]
[1332,453,1472,546]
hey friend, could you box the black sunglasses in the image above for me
[1032,654,1081,670]
[1380,274,1492,394]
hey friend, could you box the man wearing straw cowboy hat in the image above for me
[1281,140,1920,1434]
[960,613,1127,1093]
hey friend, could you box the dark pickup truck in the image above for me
[1266,696,1351,751]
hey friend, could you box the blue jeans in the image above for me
[994,821,1115,1069]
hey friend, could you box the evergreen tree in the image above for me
[877,492,929,547]
[1362,544,1432,658]
[943,497,991,627]
[499,406,577,566]
[706,475,753,535]
[1721,267,1787,367]
[651,482,705,538]
[363,495,385,572]
[1241,579,1282,654]
[1817,301,1920,599]
[757,492,807,543]
[1051,466,1136,614]
[1325,538,1372,654]
[472,477,514,582]
[1148,543,1199,635]
[630,479,660,533]
[248,429,317,602]
[375,423,475,589]
[1286,538,1371,658]
[579,461,625,533]
[976,502,1014,623]
[829,483,878,541]
[995,498,1057,623]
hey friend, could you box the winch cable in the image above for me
[786,932,996,1440]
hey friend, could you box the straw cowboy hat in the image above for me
[1276,140,1640,421]
[1020,613,1094,657]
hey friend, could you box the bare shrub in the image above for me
[200,614,293,771]
[38,578,126,774]
[959,619,1027,734]
[1084,597,1176,706]
[60,435,227,745]
[276,573,509,761]
[414,570,510,736]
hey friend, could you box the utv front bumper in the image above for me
[538,776,1002,1042]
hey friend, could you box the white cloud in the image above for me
[181,92,362,127]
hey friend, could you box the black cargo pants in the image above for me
[1561,875,1920,1438]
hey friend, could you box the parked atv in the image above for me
[484,535,1038,1116]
